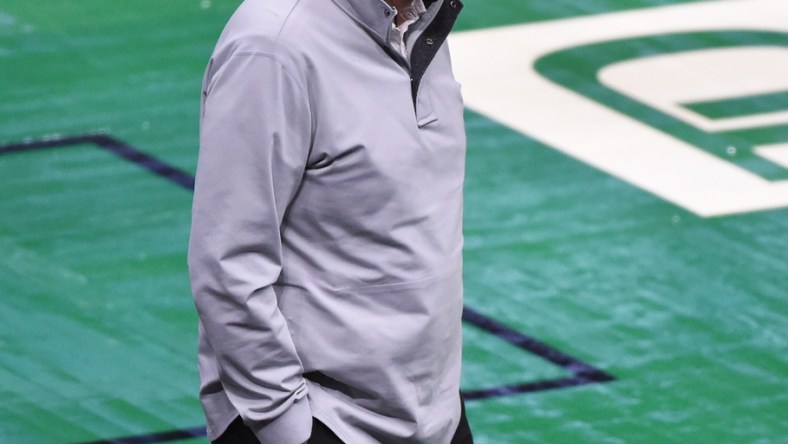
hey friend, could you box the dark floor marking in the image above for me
[79,427,207,444]
[461,306,615,400]
[0,134,615,444]
[0,133,195,190]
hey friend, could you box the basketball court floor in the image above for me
[1,0,786,442]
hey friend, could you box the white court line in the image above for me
[755,143,788,169]
[449,0,788,217]
[598,46,788,132]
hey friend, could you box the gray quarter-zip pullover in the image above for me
[188,0,466,443]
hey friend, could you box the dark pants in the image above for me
[213,396,474,444]
[212,416,342,444]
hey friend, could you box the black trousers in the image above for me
[213,396,474,444]
[213,416,343,444]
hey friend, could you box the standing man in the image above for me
[188,0,471,442]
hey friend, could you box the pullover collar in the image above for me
[330,0,463,104]
[330,0,451,48]
[330,0,398,47]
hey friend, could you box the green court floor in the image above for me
[1,0,787,443]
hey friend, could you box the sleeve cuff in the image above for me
[250,397,313,444]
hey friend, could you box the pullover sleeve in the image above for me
[188,51,312,444]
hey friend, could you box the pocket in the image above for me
[292,262,463,409]
[416,83,439,127]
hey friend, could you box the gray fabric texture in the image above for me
[188,0,466,442]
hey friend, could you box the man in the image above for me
[188,0,471,442]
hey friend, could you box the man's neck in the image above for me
[386,0,414,9]
[386,0,414,25]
